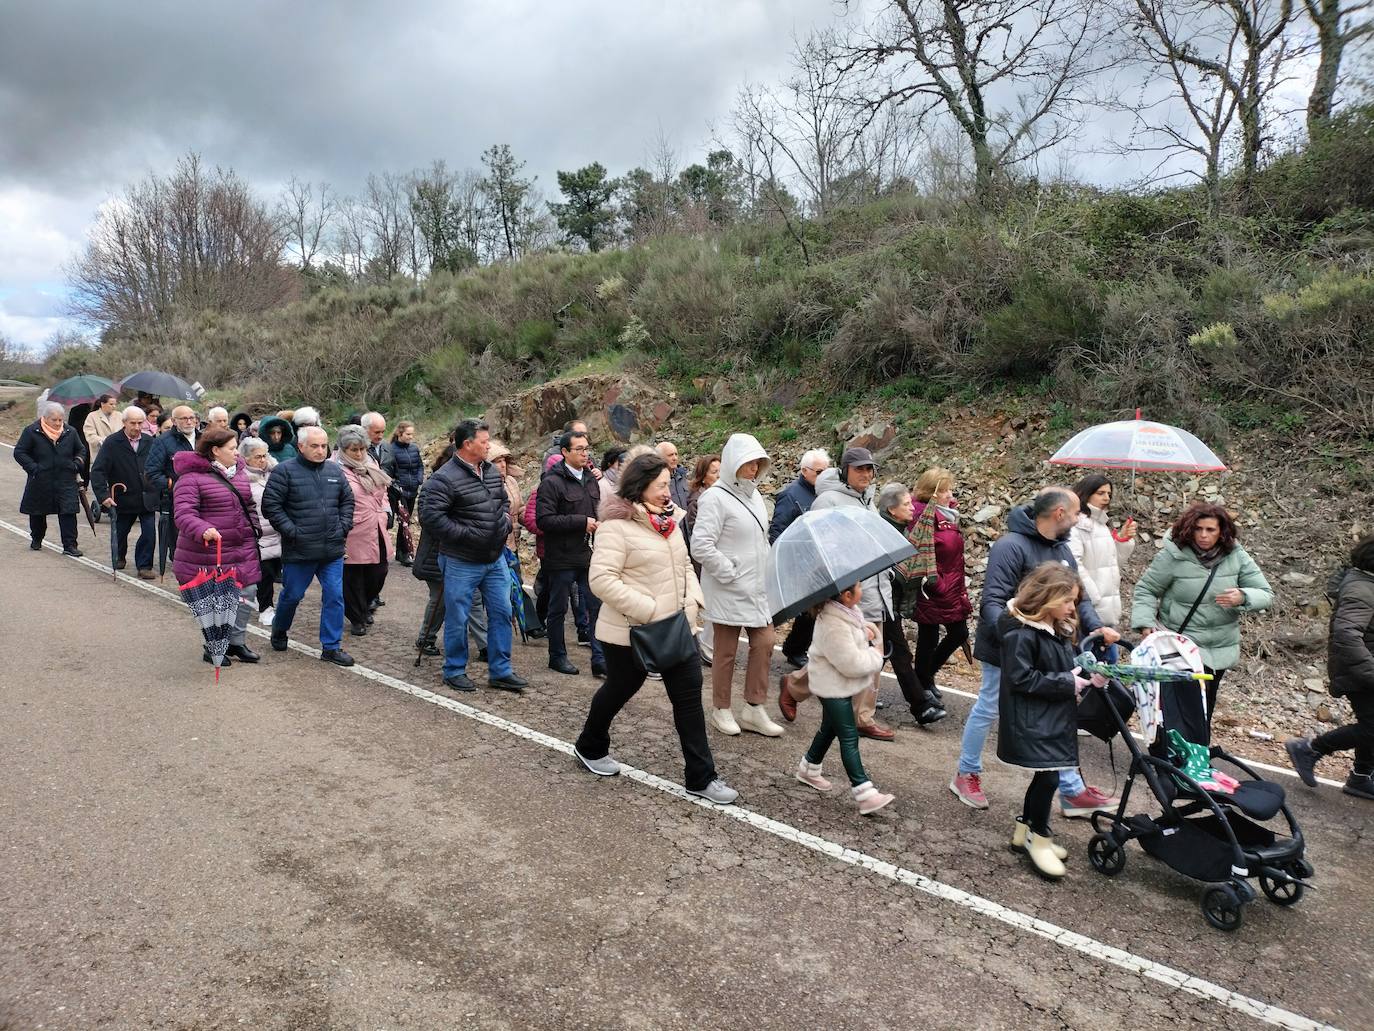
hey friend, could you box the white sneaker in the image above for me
[258,607,275,627]
[709,708,741,735]
[737,703,784,737]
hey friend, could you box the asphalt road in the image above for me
[1,447,1370,1031]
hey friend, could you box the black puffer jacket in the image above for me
[535,460,600,571]
[1328,568,1374,698]
[410,478,444,584]
[14,420,84,515]
[418,456,510,565]
[995,610,1080,771]
[260,456,355,564]
[143,428,194,511]
[974,505,1102,666]
[90,432,159,513]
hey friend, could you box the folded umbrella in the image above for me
[77,484,97,534]
[766,508,915,625]
[178,538,243,684]
[157,509,172,582]
[107,483,126,582]
[505,548,528,644]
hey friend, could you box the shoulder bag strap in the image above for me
[211,467,263,540]
[713,483,768,538]
[1176,564,1221,636]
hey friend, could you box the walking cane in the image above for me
[108,483,126,583]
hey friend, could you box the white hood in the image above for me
[719,433,770,498]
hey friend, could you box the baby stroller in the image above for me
[1078,631,1313,931]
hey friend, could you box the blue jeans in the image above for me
[274,558,345,651]
[958,663,1086,796]
[440,554,513,679]
[546,567,603,666]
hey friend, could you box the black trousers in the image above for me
[1314,691,1374,776]
[546,567,603,664]
[782,611,815,661]
[114,511,156,570]
[914,619,969,692]
[256,557,282,611]
[343,561,388,626]
[575,642,717,791]
[1023,770,1060,835]
[882,616,926,712]
[29,513,78,550]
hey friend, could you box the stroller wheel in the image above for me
[1201,884,1246,932]
[1259,871,1305,907]
[1087,833,1126,877]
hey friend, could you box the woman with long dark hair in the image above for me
[1130,502,1273,740]
[573,454,738,805]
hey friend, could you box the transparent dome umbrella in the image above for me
[1049,417,1227,473]
[766,508,915,624]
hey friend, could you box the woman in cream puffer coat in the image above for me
[1068,475,1136,629]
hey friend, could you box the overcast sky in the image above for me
[0,0,1323,354]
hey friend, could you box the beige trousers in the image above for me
[711,623,774,710]
[782,668,879,728]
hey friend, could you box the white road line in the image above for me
[0,515,1339,1031]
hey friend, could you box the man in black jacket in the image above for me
[537,430,605,678]
[13,401,84,555]
[143,405,198,560]
[418,419,528,694]
[91,405,159,578]
[261,425,357,667]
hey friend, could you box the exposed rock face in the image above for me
[834,418,898,459]
[484,374,675,457]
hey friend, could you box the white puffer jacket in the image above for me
[1068,506,1135,627]
[690,433,773,627]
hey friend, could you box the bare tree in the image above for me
[67,152,292,330]
[1112,3,1244,215]
[843,0,1110,205]
[1303,0,1374,134]
[731,87,813,261]
[278,176,336,270]
[361,172,411,281]
[335,196,370,280]
[453,168,496,264]
[1131,0,1296,201]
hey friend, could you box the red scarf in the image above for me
[643,503,677,538]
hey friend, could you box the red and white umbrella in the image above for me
[1049,415,1226,473]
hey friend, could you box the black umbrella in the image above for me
[158,509,173,581]
[77,484,97,534]
[107,484,126,582]
[118,370,200,402]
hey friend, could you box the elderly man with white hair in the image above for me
[205,406,231,432]
[768,448,832,668]
[656,441,690,511]
[14,401,85,555]
[90,406,160,577]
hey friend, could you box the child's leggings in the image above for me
[1023,770,1059,836]
[805,696,869,786]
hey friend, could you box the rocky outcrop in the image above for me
[484,374,675,457]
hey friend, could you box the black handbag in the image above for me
[630,609,698,674]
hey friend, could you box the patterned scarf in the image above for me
[339,448,392,494]
[642,501,677,538]
[898,504,939,582]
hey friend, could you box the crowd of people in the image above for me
[14,397,1374,873]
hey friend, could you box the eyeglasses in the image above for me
[567,446,590,453]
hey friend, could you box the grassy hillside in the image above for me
[52,105,1374,444]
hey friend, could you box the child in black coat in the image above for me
[997,563,1106,879]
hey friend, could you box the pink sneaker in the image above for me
[795,759,833,792]
[1060,785,1120,818]
[949,772,988,810]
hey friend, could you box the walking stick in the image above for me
[108,483,126,583]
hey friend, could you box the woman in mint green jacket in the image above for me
[1130,502,1273,733]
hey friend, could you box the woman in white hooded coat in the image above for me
[690,433,784,737]
[1067,476,1136,650]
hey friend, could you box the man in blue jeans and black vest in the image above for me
[261,425,356,666]
[950,486,1123,817]
[537,429,606,679]
[419,419,528,694]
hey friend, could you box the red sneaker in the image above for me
[949,772,989,809]
[1060,785,1120,818]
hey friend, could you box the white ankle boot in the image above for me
[795,759,832,791]
[1011,817,1067,860]
[737,703,784,737]
[709,708,741,735]
[853,781,894,815]
[1026,830,1068,879]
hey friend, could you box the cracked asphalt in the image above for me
[1,452,1370,1030]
